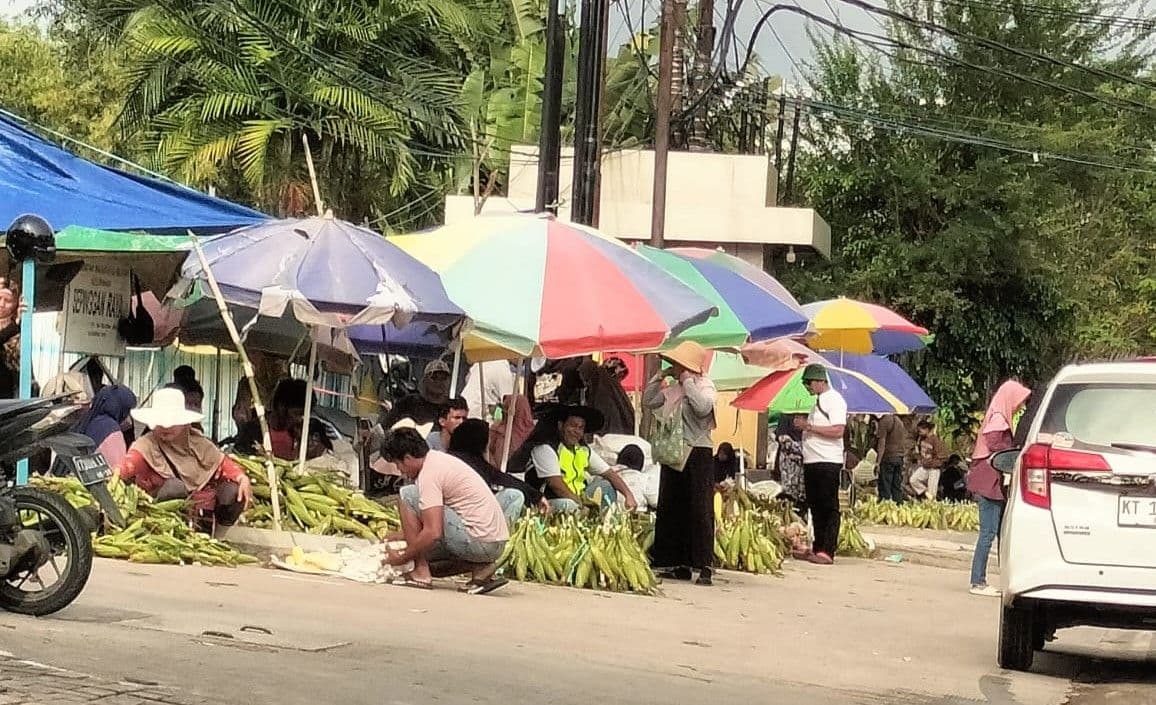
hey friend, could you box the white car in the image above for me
[992,361,1156,671]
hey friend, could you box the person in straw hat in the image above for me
[643,341,718,586]
[118,387,254,528]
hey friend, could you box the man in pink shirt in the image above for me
[382,428,510,595]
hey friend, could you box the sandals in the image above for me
[392,577,433,590]
[656,566,693,581]
[463,577,509,595]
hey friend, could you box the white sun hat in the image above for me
[131,387,204,428]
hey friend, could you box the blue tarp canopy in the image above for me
[0,115,265,233]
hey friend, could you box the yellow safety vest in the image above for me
[557,445,590,496]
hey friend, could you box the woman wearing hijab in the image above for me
[644,341,718,586]
[78,385,137,468]
[775,414,806,512]
[0,278,26,399]
[713,442,739,483]
[488,394,534,469]
[118,388,254,528]
[967,380,1031,597]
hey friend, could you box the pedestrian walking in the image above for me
[645,341,718,586]
[797,364,847,565]
[966,380,1031,597]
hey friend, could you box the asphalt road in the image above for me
[0,557,1152,705]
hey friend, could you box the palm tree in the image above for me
[107,0,496,223]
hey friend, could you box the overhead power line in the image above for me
[797,96,1156,175]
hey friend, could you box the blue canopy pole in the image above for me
[16,257,35,485]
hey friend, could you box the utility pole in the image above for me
[650,0,678,247]
[571,0,610,226]
[773,92,786,204]
[688,0,715,151]
[536,0,565,215]
[784,96,802,205]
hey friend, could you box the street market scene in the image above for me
[0,0,1154,703]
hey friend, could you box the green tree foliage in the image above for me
[784,0,1156,428]
[0,21,124,151]
[49,0,497,225]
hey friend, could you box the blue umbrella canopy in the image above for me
[838,353,936,413]
[181,213,465,333]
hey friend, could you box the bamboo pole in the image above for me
[302,134,325,216]
[188,231,283,531]
[499,359,526,472]
[295,335,319,476]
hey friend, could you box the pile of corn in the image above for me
[31,475,257,566]
[230,455,400,539]
[712,486,792,575]
[837,513,874,558]
[498,511,659,594]
[853,496,980,531]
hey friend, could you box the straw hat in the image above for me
[661,341,710,375]
[544,404,605,434]
[131,387,204,428]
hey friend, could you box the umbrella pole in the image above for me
[296,333,319,477]
[499,359,525,472]
[212,348,222,441]
[188,231,283,532]
[633,353,642,436]
[478,360,486,421]
[738,413,747,489]
[449,342,462,397]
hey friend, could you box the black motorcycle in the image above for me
[0,395,123,616]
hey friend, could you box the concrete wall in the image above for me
[444,146,830,258]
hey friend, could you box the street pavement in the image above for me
[0,556,1152,705]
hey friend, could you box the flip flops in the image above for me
[464,577,509,595]
[392,577,433,590]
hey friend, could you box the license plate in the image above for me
[1117,495,1156,528]
[71,453,114,486]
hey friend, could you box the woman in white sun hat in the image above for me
[118,387,253,528]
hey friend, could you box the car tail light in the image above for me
[1018,443,1110,509]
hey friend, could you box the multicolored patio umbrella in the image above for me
[802,297,929,355]
[391,215,717,360]
[636,245,808,347]
[732,365,910,415]
[181,213,465,332]
[839,353,936,413]
[670,247,803,313]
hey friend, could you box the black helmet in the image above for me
[6,214,56,263]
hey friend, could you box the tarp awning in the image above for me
[0,114,265,233]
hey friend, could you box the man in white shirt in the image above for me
[797,364,848,565]
[461,361,515,422]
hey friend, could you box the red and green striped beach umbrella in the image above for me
[391,215,717,360]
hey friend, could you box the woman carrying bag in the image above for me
[644,341,718,586]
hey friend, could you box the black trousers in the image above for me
[804,462,842,557]
[650,447,715,569]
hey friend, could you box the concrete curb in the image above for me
[862,529,998,573]
[214,525,372,558]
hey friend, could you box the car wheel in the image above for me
[998,603,1036,671]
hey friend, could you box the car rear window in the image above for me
[1038,383,1156,449]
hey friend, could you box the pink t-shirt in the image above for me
[416,451,509,543]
